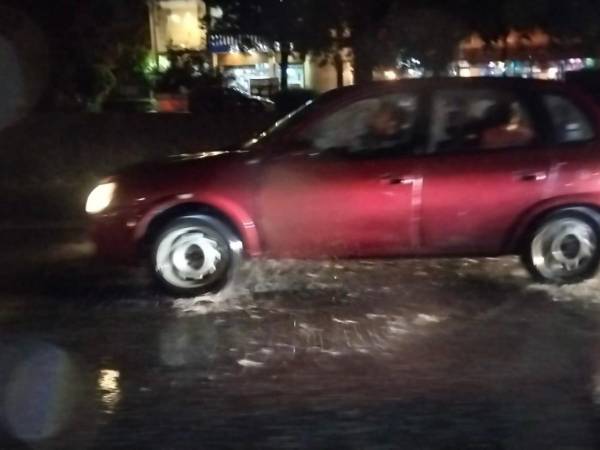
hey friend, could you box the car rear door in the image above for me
[418,86,554,255]
[258,89,426,258]
[539,91,600,199]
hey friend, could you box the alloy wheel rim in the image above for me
[156,227,230,289]
[531,218,597,281]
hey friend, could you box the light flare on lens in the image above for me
[3,344,81,442]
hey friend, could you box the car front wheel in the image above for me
[523,210,600,284]
[151,216,243,297]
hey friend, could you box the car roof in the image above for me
[310,77,600,125]
[328,77,569,98]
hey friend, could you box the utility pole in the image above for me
[204,0,213,69]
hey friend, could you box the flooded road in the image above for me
[1,226,600,449]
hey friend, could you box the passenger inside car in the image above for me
[479,102,535,149]
[354,102,412,152]
[432,91,535,153]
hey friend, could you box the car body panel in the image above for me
[257,151,420,258]
[91,152,264,262]
[499,141,600,251]
[419,146,555,255]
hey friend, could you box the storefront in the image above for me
[210,34,307,96]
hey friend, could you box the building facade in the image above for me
[148,0,208,53]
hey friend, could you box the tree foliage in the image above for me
[316,0,397,84]
[383,4,470,75]
[4,0,150,108]
[460,0,600,55]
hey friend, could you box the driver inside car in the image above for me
[350,102,412,153]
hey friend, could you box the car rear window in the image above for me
[543,94,595,144]
[429,89,537,154]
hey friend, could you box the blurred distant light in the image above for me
[384,70,398,80]
[547,67,559,79]
[407,68,421,78]
[459,67,472,77]
[169,13,181,23]
[210,6,223,18]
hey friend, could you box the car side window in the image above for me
[542,94,595,144]
[429,89,537,154]
[299,93,420,157]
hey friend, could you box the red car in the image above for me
[87,78,600,296]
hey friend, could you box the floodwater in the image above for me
[1,226,600,449]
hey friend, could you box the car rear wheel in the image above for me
[151,216,243,297]
[523,210,600,284]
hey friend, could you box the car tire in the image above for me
[522,209,600,284]
[150,216,243,297]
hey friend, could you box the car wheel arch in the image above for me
[511,204,600,253]
[138,202,247,257]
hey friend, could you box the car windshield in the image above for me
[243,98,321,148]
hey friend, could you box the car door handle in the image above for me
[379,174,418,185]
[518,172,548,182]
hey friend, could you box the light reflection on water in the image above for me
[98,369,121,414]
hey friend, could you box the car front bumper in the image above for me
[90,212,140,264]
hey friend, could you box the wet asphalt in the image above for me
[1,226,600,449]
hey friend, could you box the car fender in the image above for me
[133,192,263,257]
[505,193,600,252]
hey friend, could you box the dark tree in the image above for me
[327,0,397,84]
[534,0,600,55]
[461,0,600,61]
[384,4,470,76]
[4,0,150,108]
[312,0,469,82]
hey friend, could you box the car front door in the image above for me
[258,90,426,258]
[418,87,554,255]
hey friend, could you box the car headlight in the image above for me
[86,182,117,214]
